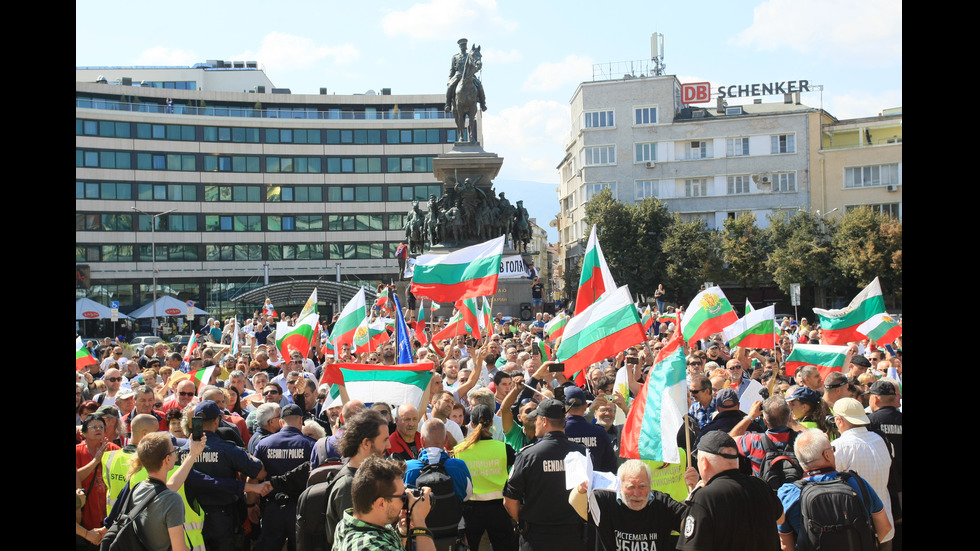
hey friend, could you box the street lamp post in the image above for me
[132,207,177,336]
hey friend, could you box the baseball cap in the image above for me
[849,355,872,368]
[786,386,820,405]
[715,388,738,408]
[833,397,870,425]
[281,404,303,417]
[865,380,897,396]
[533,398,566,420]
[194,400,221,421]
[564,386,587,407]
[469,404,493,427]
[697,431,739,459]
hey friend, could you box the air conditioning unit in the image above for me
[886,184,899,192]
[752,173,773,191]
[645,161,656,169]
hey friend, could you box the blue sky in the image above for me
[77,0,902,241]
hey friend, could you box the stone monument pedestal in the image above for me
[432,142,503,185]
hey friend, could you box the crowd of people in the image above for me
[76,296,902,551]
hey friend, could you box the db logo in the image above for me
[82,311,99,318]
[165,308,181,315]
[681,82,711,104]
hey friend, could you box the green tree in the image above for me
[832,207,903,298]
[630,197,673,299]
[764,210,837,294]
[661,216,723,307]
[721,213,771,289]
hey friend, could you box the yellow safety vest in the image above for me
[102,448,205,551]
[454,439,507,501]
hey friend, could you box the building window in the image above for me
[688,141,710,160]
[585,183,616,200]
[77,181,133,200]
[584,146,616,166]
[774,173,797,192]
[726,137,749,157]
[727,175,750,195]
[844,164,900,188]
[203,186,261,202]
[584,110,615,129]
[845,203,902,218]
[685,178,706,197]
[771,134,795,154]
[634,106,657,125]
[634,142,657,163]
[636,180,658,199]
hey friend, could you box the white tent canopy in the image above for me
[76,297,131,320]
[128,295,209,319]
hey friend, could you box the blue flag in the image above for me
[391,290,414,364]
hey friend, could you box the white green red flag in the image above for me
[454,297,482,339]
[857,313,902,345]
[277,312,319,359]
[556,286,646,381]
[640,306,655,333]
[320,326,335,358]
[321,362,434,409]
[544,312,568,341]
[479,297,492,334]
[537,340,552,361]
[183,332,199,363]
[784,343,849,379]
[231,317,241,355]
[680,286,738,347]
[410,235,505,303]
[75,337,97,371]
[745,299,754,315]
[415,301,429,346]
[353,317,391,353]
[432,311,468,342]
[574,225,617,316]
[620,325,687,462]
[813,277,886,345]
[186,365,216,396]
[299,288,318,320]
[333,288,367,351]
[657,312,679,325]
[723,305,777,349]
[375,287,390,314]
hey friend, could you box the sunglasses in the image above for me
[179,391,196,397]
[106,377,123,382]
[263,390,280,396]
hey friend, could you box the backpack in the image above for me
[99,479,165,551]
[295,464,347,551]
[794,471,879,551]
[758,431,803,490]
[414,456,463,540]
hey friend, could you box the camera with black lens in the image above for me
[403,485,435,510]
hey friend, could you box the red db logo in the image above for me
[165,308,181,315]
[681,82,711,104]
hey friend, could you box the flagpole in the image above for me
[486,296,495,344]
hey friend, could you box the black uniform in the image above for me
[254,426,315,551]
[676,469,781,551]
[593,489,687,551]
[503,431,587,551]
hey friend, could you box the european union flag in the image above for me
[391,290,414,364]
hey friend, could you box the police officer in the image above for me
[563,386,618,473]
[182,400,265,551]
[503,398,587,551]
[252,404,315,551]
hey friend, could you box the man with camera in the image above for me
[334,455,437,551]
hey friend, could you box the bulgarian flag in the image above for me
[556,285,646,382]
[299,288,318,320]
[277,312,319,359]
[680,286,738,347]
[537,339,552,361]
[320,326,336,358]
[375,286,390,315]
[230,317,241,356]
[784,344,849,379]
[657,311,679,325]
[353,317,391,353]
[857,313,902,345]
[183,332,199,363]
[620,325,687,462]
[813,277,886,345]
[479,297,492,336]
[544,312,569,341]
[641,306,655,333]
[432,311,468,342]
[333,288,367,352]
[321,362,434,409]
[410,235,504,303]
[186,365,216,396]
[722,305,777,349]
[75,337,98,371]
[574,225,617,316]
[454,297,482,339]
[415,301,429,346]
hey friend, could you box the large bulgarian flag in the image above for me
[353,317,391,353]
[454,297,482,340]
[680,286,738,347]
[857,313,902,345]
[277,312,319,359]
[333,288,367,351]
[410,235,504,303]
[544,312,568,341]
[620,325,687,463]
[321,362,434,409]
[784,343,848,379]
[722,305,777,349]
[813,277,886,345]
[556,285,646,381]
[574,225,617,315]
[75,337,98,371]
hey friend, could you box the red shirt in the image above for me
[76,441,121,530]
[389,430,424,460]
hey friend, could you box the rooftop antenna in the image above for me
[651,33,666,76]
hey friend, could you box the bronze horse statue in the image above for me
[453,45,481,143]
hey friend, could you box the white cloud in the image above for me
[382,0,517,40]
[482,99,570,183]
[826,89,902,120]
[734,0,901,66]
[482,48,523,64]
[134,47,198,66]
[234,32,359,71]
[522,55,594,92]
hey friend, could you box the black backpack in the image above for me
[414,456,463,540]
[99,479,165,551]
[794,471,879,551]
[295,463,347,551]
[758,431,803,490]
